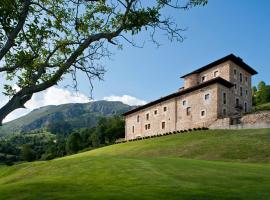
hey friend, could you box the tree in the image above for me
[47,121,73,136]
[66,132,82,154]
[104,116,125,144]
[252,86,257,105]
[258,81,266,91]
[0,0,207,125]
[21,144,35,162]
[252,81,270,105]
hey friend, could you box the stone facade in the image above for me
[209,111,270,129]
[123,54,257,140]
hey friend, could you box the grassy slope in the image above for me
[1,129,270,200]
[255,102,270,111]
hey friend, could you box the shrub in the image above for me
[5,161,14,166]
[188,129,192,132]
[41,153,55,161]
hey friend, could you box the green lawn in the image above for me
[1,129,270,200]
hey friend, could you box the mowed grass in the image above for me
[1,129,270,200]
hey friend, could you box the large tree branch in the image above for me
[0,0,204,125]
[0,0,31,61]
[0,65,20,72]
[0,29,124,125]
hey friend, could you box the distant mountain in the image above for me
[0,101,135,135]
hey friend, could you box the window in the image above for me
[163,106,167,112]
[214,70,219,78]
[246,90,248,96]
[240,87,243,96]
[223,108,227,116]
[201,110,206,117]
[244,102,247,113]
[132,126,134,133]
[223,92,227,105]
[234,83,237,94]
[236,98,240,106]
[137,115,140,123]
[245,76,248,84]
[205,94,210,101]
[240,73,243,82]
[146,113,149,120]
[201,75,206,82]
[162,121,166,129]
[145,124,151,130]
[234,69,237,78]
[186,107,191,116]
[182,100,186,106]
[154,110,158,115]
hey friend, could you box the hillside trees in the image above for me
[0,0,207,125]
[253,81,270,105]
[0,116,125,163]
[66,132,82,154]
[21,144,36,161]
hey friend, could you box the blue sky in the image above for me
[73,0,270,102]
[1,0,270,122]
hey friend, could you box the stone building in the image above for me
[123,54,257,140]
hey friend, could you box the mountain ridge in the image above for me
[0,100,135,135]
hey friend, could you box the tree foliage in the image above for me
[252,81,270,106]
[0,116,125,164]
[21,144,36,162]
[66,132,82,154]
[0,0,207,124]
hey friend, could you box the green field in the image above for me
[1,129,270,200]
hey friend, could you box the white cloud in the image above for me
[30,86,90,107]
[103,95,147,106]
[1,86,90,123]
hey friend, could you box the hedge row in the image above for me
[115,127,209,144]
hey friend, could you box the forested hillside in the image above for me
[0,100,134,135]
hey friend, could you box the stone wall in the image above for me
[209,110,270,129]
[125,84,220,140]
[242,110,270,124]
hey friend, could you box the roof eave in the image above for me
[180,54,258,78]
[122,77,233,116]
